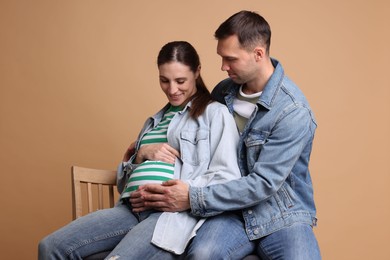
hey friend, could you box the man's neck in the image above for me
[242,58,274,94]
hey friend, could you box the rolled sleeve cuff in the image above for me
[125,153,140,171]
[189,186,205,217]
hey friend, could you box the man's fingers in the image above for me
[130,189,142,198]
[142,193,168,202]
[143,201,171,211]
[132,207,147,213]
[142,184,166,194]
[162,179,179,186]
[131,200,168,213]
[129,196,143,205]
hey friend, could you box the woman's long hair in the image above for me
[157,41,212,118]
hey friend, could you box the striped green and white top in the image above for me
[121,106,181,199]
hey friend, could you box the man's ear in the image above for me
[254,47,265,61]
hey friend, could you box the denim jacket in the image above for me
[189,59,318,240]
[117,101,241,253]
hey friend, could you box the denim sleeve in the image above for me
[189,104,316,217]
[116,155,140,194]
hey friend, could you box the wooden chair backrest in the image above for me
[71,166,117,220]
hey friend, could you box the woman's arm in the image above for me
[134,143,180,164]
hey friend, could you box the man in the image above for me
[131,10,321,259]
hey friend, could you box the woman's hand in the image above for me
[135,143,180,164]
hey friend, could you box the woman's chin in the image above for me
[169,100,183,107]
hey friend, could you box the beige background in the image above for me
[1,0,389,259]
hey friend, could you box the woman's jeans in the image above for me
[38,202,178,260]
[186,212,321,260]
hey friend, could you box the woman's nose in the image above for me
[168,84,178,94]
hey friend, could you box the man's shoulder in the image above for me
[280,76,311,107]
[211,78,237,103]
[214,78,237,90]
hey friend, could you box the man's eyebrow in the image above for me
[222,55,237,59]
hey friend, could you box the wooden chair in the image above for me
[71,166,117,220]
[71,166,259,260]
[71,166,117,259]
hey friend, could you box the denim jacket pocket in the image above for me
[180,129,209,165]
[245,129,270,146]
[244,130,270,166]
[275,184,295,212]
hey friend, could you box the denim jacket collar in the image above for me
[223,58,284,111]
[258,58,284,109]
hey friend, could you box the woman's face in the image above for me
[158,61,199,107]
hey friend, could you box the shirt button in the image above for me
[248,210,253,214]
[254,229,259,235]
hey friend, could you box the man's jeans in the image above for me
[38,203,177,260]
[186,212,321,260]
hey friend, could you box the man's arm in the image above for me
[132,106,315,216]
[189,105,316,217]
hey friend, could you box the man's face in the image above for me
[217,35,258,85]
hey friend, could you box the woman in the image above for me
[38,41,241,259]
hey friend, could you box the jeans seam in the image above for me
[258,240,273,260]
[65,228,131,256]
[227,239,255,260]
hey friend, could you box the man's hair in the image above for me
[214,10,271,54]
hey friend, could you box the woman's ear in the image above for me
[196,65,201,78]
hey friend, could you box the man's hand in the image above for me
[130,180,190,212]
[135,143,180,164]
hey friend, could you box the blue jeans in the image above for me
[38,203,179,260]
[186,212,321,260]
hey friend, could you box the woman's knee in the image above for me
[186,214,255,259]
[38,234,63,260]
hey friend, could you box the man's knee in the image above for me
[257,223,321,260]
[186,243,225,260]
